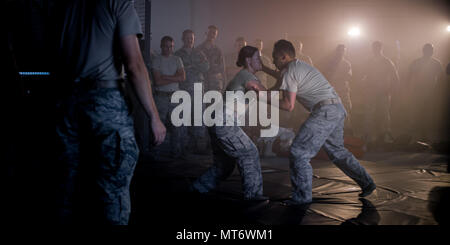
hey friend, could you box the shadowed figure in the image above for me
[428,186,450,225]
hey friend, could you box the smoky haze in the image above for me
[187,0,449,64]
[149,0,449,143]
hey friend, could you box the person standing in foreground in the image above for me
[56,0,166,224]
[263,40,376,205]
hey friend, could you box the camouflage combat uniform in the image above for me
[197,42,226,93]
[255,54,275,89]
[281,60,375,204]
[55,0,143,224]
[57,84,138,224]
[407,56,444,141]
[323,58,353,131]
[174,47,209,152]
[192,69,264,200]
[362,55,399,142]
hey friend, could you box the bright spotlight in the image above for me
[447,25,450,32]
[348,27,361,37]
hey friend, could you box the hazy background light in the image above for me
[348,27,361,37]
[447,25,450,32]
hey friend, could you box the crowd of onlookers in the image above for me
[146,24,449,158]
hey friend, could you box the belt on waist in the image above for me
[73,79,122,89]
[155,90,175,96]
[312,98,341,111]
[95,80,121,88]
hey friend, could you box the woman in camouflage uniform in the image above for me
[192,46,270,201]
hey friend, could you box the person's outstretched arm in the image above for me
[261,63,284,91]
[120,35,166,145]
[262,63,281,81]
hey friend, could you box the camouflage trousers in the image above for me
[290,103,374,204]
[56,87,139,225]
[192,122,263,200]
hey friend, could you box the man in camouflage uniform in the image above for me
[322,44,354,133]
[226,36,247,83]
[254,38,275,89]
[192,46,268,201]
[295,40,314,67]
[263,40,376,205]
[175,30,210,154]
[56,0,166,225]
[151,36,186,159]
[362,41,399,147]
[198,25,226,93]
[406,43,445,142]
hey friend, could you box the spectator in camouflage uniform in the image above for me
[294,40,314,67]
[361,41,399,146]
[56,0,166,225]
[322,44,354,134]
[226,36,247,83]
[406,43,445,142]
[174,29,210,154]
[198,25,226,93]
[254,38,275,89]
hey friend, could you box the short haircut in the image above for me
[161,36,174,46]
[423,43,433,50]
[372,41,383,49]
[208,25,218,31]
[182,29,194,38]
[336,44,346,50]
[273,39,296,58]
[236,36,246,43]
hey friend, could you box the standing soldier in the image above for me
[226,36,247,82]
[56,0,166,224]
[151,36,186,159]
[198,25,226,93]
[175,30,210,154]
[254,38,275,89]
[362,41,399,149]
[295,40,314,67]
[406,43,444,143]
[322,44,354,134]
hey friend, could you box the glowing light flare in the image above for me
[447,25,450,32]
[347,27,361,37]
